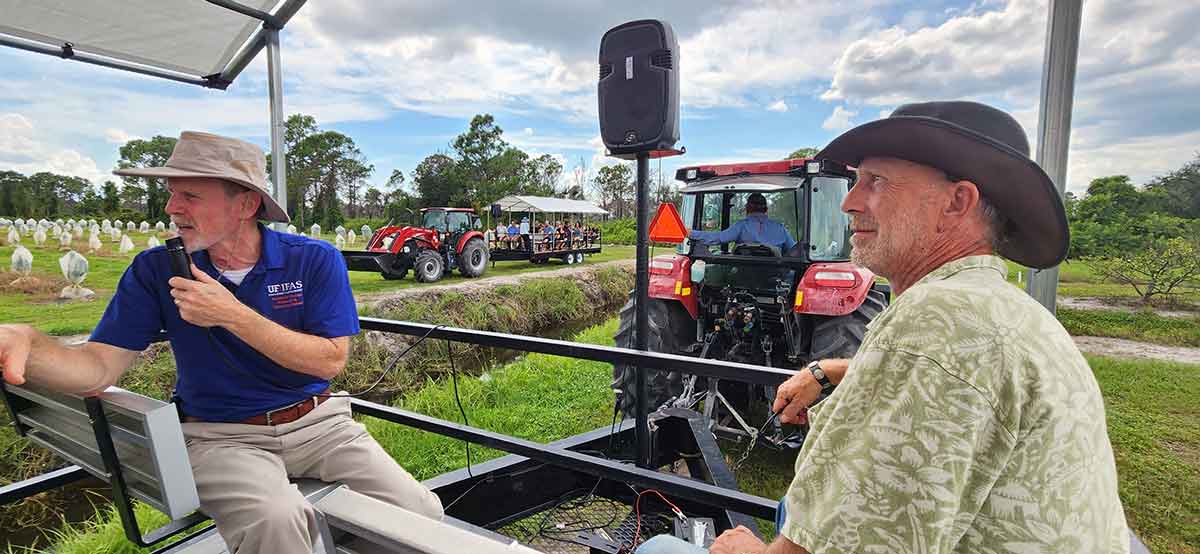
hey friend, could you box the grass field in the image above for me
[18,317,1200,553]
[1006,259,1200,306]
[0,234,635,335]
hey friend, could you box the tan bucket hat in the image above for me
[113,131,289,223]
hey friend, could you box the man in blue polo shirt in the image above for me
[0,132,442,553]
[688,192,797,254]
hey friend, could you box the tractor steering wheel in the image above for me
[733,242,782,257]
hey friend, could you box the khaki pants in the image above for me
[182,395,443,554]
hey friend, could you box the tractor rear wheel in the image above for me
[459,238,489,277]
[611,297,694,418]
[414,250,444,283]
[809,287,888,360]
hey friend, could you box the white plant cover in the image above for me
[147,236,161,248]
[33,228,46,246]
[60,232,73,248]
[113,219,123,229]
[102,219,112,230]
[11,246,32,275]
[89,219,97,227]
[382,236,394,250]
[169,221,178,232]
[88,234,102,252]
[50,224,63,238]
[73,225,83,238]
[140,221,150,233]
[310,224,321,236]
[126,221,136,231]
[119,234,135,254]
[24,224,33,236]
[334,234,345,250]
[360,225,371,237]
[60,250,89,285]
[39,218,50,228]
[335,225,345,235]
[0,218,9,227]
[155,221,165,232]
[7,227,20,244]
[347,230,356,244]
[287,224,297,234]
[110,228,122,242]
[90,223,100,234]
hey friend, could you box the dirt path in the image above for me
[356,258,635,308]
[1059,296,1198,319]
[1073,336,1200,365]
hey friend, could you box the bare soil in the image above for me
[1072,336,1200,365]
[1059,296,1199,319]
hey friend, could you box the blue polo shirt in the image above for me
[90,224,359,422]
[689,213,798,252]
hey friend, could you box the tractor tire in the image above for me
[381,267,408,280]
[611,296,695,418]
[459,238,489,277]
[414,250,445,283]
[809,287,888,360]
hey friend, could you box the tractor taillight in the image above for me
[812,271,858,288]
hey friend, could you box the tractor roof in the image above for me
[675,159,813,183]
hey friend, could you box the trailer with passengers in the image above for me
[485,195,606,266]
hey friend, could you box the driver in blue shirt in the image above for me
[688,192,797,253]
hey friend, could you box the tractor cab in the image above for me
[420,207,481,236]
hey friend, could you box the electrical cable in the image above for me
[444,339,473,478]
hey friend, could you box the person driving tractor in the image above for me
[687,192,797,253]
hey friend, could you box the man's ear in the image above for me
[944,180,982,220]
[241,192,263,220]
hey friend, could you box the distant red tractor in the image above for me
[341,207,489,282]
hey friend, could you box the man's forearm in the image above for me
[7,325,123,395]
[223,308,346,380]
[766,536,809,554]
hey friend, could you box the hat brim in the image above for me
[114,166,290,224]
[817,117,1068,269]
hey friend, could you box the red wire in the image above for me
[631,489,681,550]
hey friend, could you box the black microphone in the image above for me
[165,237,194,280]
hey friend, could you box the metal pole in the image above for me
[266,28,288,232]
[1026,0,1082,313]
[635,152,651,468]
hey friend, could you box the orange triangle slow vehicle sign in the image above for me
[649,202,688,243]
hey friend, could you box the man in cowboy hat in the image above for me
[637,102,1129,554]
[0,131,442,553]
[688,192,798,254]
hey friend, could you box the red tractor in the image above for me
[612,158,889,445]
[342,207,489,282]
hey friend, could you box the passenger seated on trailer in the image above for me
[506,221,519,247]
[0,132,443,554]
[687,192,796,254]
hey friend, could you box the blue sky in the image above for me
[2,0,1198,199]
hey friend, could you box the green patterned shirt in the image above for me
[781,255,1128,553]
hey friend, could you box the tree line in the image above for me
[0,113,682,228]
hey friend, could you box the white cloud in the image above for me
[819,0,1200,190]
[523,127,534,136]
[822,105,858,131]
[104,128,141,144]
[0,113,107,184]
[767,100,789,112]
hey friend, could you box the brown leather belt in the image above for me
[183,389,332,425]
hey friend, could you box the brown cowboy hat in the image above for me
[113,131,289,223]
[817,100,1067,269]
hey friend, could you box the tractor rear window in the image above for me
[809,176,853,261]
[422,210,446,231]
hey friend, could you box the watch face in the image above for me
[812,367,826,380]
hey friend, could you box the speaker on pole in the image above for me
[599,19,680,158]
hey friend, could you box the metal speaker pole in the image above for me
[634,151,651,468]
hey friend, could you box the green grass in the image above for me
[0,233,634,335]
[1092,356,1200,554]
[1006,259,1200,305]
[1058,308,1200,347]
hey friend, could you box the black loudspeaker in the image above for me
[598,19,680,158]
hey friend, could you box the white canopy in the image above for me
[494,196,609,215]
[0,0,304,88]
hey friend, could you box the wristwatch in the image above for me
[807,360,835,393]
